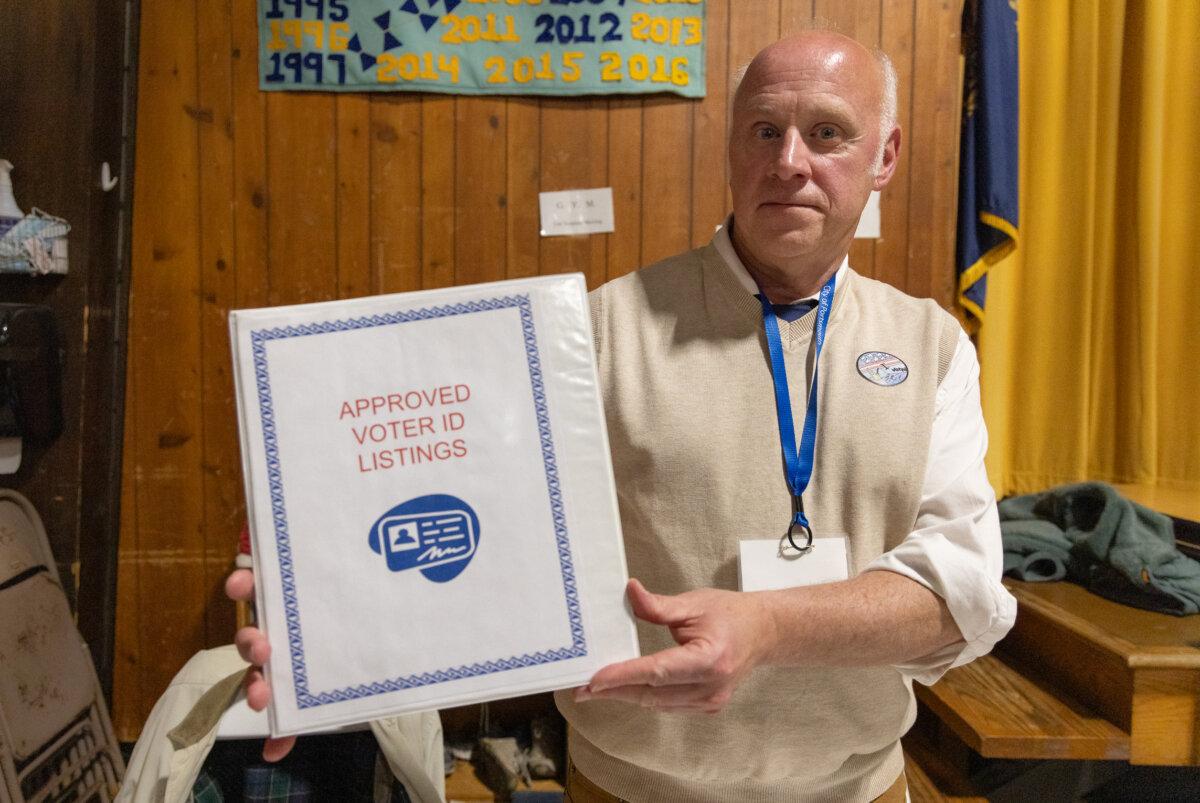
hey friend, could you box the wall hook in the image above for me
[99,162,119,192]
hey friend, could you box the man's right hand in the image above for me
[224,567,298,761]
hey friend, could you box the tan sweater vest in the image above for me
[555,242,961,802]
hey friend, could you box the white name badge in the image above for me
[738,536,852,592]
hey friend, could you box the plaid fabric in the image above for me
[190,771,225,803]
[243,765,314,801]
[191,732,412,802]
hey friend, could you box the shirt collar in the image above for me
[712,216,848,304]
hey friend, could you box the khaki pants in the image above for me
[564,756,907,803]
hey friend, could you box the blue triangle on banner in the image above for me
[428,0,441,7]
[347,34,361,53]
[360,53,377,71]
[419,13,439,31]
[400,0,420,14]
[444,0,461,13]
[382,32,402,51]
[373,11,390,29]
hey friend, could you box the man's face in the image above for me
[728,38,898,276]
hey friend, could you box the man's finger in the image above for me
[262,736,297,763]
[587,643,710,692]
[625,578,690,627]
[235,626,270,666]
[245,666,271,711]
[576,681,713,710]
[225,568,256,602]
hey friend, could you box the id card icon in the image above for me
[379,511,476,572]
[369,495,481,583]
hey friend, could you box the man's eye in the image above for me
[814,125,840,140]
[755,127,778,140]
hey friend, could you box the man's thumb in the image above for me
[626,578,686,625]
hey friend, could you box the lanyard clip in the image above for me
[787,509,813,553]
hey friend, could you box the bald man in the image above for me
[231,31,1015,802]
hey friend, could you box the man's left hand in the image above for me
[573,578,774,714]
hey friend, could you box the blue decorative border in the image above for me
[250,294,587,709]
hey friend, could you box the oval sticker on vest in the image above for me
[856,351,909,386]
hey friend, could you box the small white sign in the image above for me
[738,536,852,592]
[854,190,881,239]
[539,188,614,237]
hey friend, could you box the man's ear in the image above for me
[873,126,902,190]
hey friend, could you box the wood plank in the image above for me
[876,0,917,293]
[336,94,373,298]
[1130,668,1200,765]
[195,0,241,652]
[640,96,692,265]
[906,0,961,307]
[505,98,541,280]
[422,96,456,289]
[915,654,1130,760]
[265,91,337,304]
[690,0,731,247]
[901,741,989,803]
[605,98,642,282]
[1006,579,1200,659]
[779,0,815,36]
[813,0,881,279]
[539,100,607,286]
[119,0,207,735]
[231,0,270,310]
[455,97,508,286]
[370,96,423,294]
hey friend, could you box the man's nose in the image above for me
[771,129,812,180]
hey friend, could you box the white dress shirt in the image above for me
[714,223,1017,684]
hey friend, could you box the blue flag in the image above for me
[956,0,1019,326]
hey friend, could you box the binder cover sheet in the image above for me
[229,275,637,735]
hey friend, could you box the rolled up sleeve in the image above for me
[864,330,1017,685]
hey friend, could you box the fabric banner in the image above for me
[257,0,706,97]
[955,0,1018,326]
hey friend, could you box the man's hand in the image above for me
[224,568,297,762]
[573,578,775,714]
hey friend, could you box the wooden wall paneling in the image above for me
[539,100,608,287]
[421,97,457,289]
[691,0,731,248]
[119,0,208,737]
[116,0,969,735]
[728,1,779,87]
[876,0,917,294]
[231,0,270,311]
[454,98,509,286]
[369,97,423,294]
[605,98,643,282]
[336,95,374,298]
[813,0,881,279]
[779,1,815,35]
[264,92,338,304]
[505,99,541,280]
[907,0,961,309]
[196,0,241,650]
[640,96,694,266]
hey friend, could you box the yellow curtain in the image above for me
[979,0,1200,498]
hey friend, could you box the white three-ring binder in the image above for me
[229,274,638,736]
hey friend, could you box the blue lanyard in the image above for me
[755,272,836,550]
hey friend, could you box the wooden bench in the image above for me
[907,573,1200,800]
